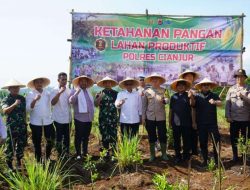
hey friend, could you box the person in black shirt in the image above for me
[169,79,192,163]
[189,78,222,167]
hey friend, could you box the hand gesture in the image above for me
[34,94,41,101]
[75,87,81,96]
[14,99,21,106]
[59,86,66,94]
[188,90,194,98]
[236,92,244,99]
[120,98,126,106]
[226,118,233,123]
[209,99,216,105]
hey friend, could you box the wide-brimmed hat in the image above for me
[179,69,199,81]
[170,79,192,92]
[27,77,50,89]
[119,77,139,89]
[2,79,26,89]
[144,73,166,85]
[234,69,248,78]
[194,78,218,90]
[97,76,118,88]
[72,75,94,88]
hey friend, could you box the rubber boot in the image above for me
[160,143,168,161]
[149,143,156,161]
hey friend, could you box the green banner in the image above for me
[71,13,243,86]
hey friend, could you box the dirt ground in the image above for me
[70,128,250,190]
[1,128,250,190]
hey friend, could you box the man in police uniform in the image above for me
[225,69,250,162]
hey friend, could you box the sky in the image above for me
[0,0,250,87]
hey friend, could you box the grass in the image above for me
[0,156,74,190]
[0,145,7,173]
[114,134,143,173]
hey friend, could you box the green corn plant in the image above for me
[83,154,99,190]
[113,134,142,173]
[0,156,73,190]
[152,173,188,190]
[237,134,250,176]
[207,158,226,190]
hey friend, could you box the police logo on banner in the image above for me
[96,38,106,51]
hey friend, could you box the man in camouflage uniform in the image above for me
[1,79,27,170]
[225,69,250,162]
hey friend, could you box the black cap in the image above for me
[234,69,248,78]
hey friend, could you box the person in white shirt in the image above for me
[51,72,72,157]
[115,77,142,138]
[26,77,55,162]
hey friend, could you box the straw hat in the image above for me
[72,75,94,88]
[119,77,139,89]
[170,79,191,92]
[194,78,218,90]
[144,73,166,85]
[2,79,26,89]
[97,76,118,88]
[27,77,50,89]
[179,69,200,81]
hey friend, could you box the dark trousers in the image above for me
[74,119,92,156]
[172,125,191,159]
[30,123,55,162]
[5,125,27,162]
[230,121,250,158]
[54,121,70,156]
[190,128,198,154]
[120,123,139,139]
[145,120,167,144]
[198,125,220,163]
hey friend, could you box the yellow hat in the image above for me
[170,79,191,92]
[119,77,139,89]
[194,78,218,90]
[27,77,50,89]
[72,75,94,88]
[2,79,26,89]
[179,69,199,81]
[97,76,118,88]
[144,73,166,85]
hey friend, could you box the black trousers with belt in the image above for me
[145,120,167,144]
[172,125,191,159]
[74,119,92,157]
[120,123,139,139]
[30,123,55,162]
[54,121,70,156]
[198,125,220,163]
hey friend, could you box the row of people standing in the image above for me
[0,68,249,170]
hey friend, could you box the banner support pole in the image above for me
[67,9,74,88]
[240,13,245,70]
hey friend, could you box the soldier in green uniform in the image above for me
[1,79,27,170]
[95,77,118,157]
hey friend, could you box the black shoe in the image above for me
[200,161,208,168]
[174,156,182,164]
[232,156,239,163]
[191,150,198,156]
[7,160,13,170]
